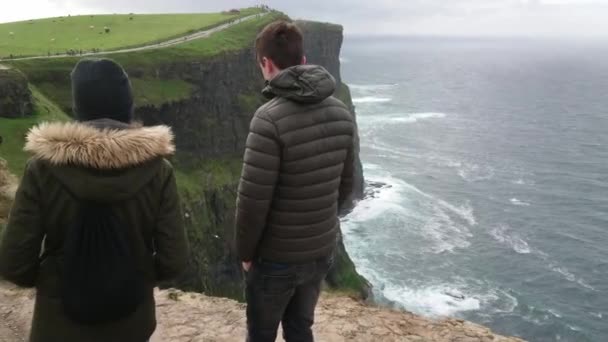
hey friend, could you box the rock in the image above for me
[0,282,526,342]
[0,69,33,118]
[0,158,18,226]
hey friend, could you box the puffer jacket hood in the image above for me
[262,65,336,104]
[24,119,175,202]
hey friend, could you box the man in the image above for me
[236,21,356,342]
[0,58,188,342]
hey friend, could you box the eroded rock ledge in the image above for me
[0,282,524,342]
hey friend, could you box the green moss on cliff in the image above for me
[334,82,351,104]
[131,78,196,107]
[0,86,69,175]
[238,94,265,114]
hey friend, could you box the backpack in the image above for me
[61,200,146,325]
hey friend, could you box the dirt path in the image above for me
[0,12,269,62]
[0,284,31,342]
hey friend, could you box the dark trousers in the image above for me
[245,256,333,342]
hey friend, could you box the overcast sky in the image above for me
[2,0,608,37]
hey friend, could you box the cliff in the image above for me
[0,68,33,118]
[3,14,370,300]
[0,281,525,342]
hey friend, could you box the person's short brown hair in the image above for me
[255,21,304,69]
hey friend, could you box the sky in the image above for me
[1,0,608,37]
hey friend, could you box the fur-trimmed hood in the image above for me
[25,120,175,169]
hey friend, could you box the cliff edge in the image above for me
[0,282,524,342]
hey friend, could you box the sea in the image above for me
[339,36,608,342]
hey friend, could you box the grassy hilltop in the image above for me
[0,8,261,57]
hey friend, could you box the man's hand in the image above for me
[242,261,252,272]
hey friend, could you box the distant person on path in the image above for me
[0,58,188,342]
[235,21,356,342]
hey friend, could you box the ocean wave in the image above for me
[399,182,477,226]
[383,284,481,317]
[534,251,596,291]
[425,155,495,183]
[352,96,392,104]
[548,263,596,291]
[590,312,603,319]
[342,169,477,257]
[389,112,447,124]
[510,198,531,206]
[424,205,472,254]
[362,112,447,125]
[490,224,531,254]
[349,83,397,91]
[457,163,495,183]
[512,178,527,185]
[342,175,406,225]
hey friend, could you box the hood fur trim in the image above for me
[25,121,175,169]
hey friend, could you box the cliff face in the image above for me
[134,49,263,158]
[1,18,369,300]
[298,20,365,202]
[131,21,370,299]
[0,281,526,342]
[0,69,33,118]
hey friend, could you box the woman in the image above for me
[0,58,188,342]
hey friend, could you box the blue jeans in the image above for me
[245,255,333,342]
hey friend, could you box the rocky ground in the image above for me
[0,282,524,342]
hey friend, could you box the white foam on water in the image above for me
[534,251,597,291]
[510,198,531,206]
[363,163,381,171]
[382,283,481,317]
[567,325,583,332]
[548,309,563,318]
[349,83,398,91]
[457,163,495,183]
[424,154,495,183]
[362,112,447,125]
[490,224,532,254]
[352,96,392,104]
[390,112,447,123]
[339,57,349,63]
[342,175,407,226]
[590,312,603,319]
[548,264,596,291]
[512,178,527,185]
[399,182,478,226]
[423,205,472,254]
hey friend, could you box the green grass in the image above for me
[174,156,243,195]
[0,86,69,175]
[36,82,72,110]
[33,78,196,111]
[0,8,262,58]
[131,78,196,107]
[6,12,285,110]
